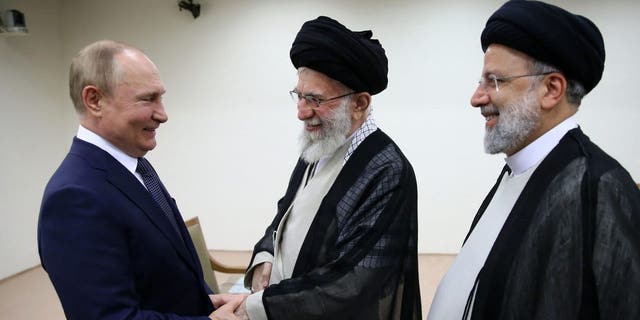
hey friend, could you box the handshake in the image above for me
[208,262,272,320]
[208,293,249,320]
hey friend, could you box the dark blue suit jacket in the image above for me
[38,138,214,319]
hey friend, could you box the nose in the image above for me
[470,85,490,108]
[297,100,314,121]
[153,102,168,123]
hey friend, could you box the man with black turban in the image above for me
[235,16,422,320]
[429,1,640,319]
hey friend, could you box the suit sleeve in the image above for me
[38,186,210,320]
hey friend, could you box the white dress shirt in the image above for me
[76,125,145,186]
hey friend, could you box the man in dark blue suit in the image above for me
[38,40,243,320]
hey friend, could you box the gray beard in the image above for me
[484,90,540,154]
[299,99,352,163]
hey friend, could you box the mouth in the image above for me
[305,119,322,131]
[143,127,158,137]
[480,105,499,128]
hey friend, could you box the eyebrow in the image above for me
[482,69,500,77]
[137,90,165,99]
[294,89,323,98]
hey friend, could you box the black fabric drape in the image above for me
[466,128,640,319]
[249,129,421,320]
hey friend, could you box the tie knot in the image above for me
[136,157,152,175]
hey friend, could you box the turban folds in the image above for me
[481,0,605,93]
[290,16,388,95]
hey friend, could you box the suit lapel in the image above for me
[112,171,188,241]
[155,177,204,274]
[70,138,199,274]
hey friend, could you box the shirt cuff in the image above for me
[244,251,273,289]
[246,290,268,320]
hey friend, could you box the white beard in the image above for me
[299,99,352,163]
[484,89,540,154]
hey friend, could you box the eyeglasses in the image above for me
[478,71,557,92]
[289,89,355,108]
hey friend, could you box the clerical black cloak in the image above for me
[465,128,640,319]
[249,129,421,319]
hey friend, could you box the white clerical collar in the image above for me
[76,125,139,176]
[505,115,578,176]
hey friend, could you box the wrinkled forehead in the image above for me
[297,67,348,94]
[482,44,532,74]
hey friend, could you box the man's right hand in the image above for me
[251,262,272,293]
[209,294,246,320]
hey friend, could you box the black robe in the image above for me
[248,129,421,319]
[465,128,640,319]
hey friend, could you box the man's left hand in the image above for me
[209,293,248,309]
[234,299,250,320]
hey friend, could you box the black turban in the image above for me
[290,16,388,95]
[481,0,605,93]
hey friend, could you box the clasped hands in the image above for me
[209,293,248,320]
[208,262,273,320]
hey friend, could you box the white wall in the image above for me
[0,0,71,279]
[1,0,638,278]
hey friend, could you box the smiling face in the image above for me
[470,44,543,156]
[295,68,357,137]
[93,49,167,158]
[295,68,356,163]
[481,86,541,155]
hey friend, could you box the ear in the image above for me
[351,92,371,121]
[82,85,104,116]
[540,72,566,110]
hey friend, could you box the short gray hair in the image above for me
[68,40,137,114]
[529,59,586,107]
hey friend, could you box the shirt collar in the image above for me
[506,115,578,176]
[76,125,139,175]
[345,109,377,162]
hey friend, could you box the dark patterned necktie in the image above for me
[136,157,181,235]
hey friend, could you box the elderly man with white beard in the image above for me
[429,1,640,320]
[233,16,421,320]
